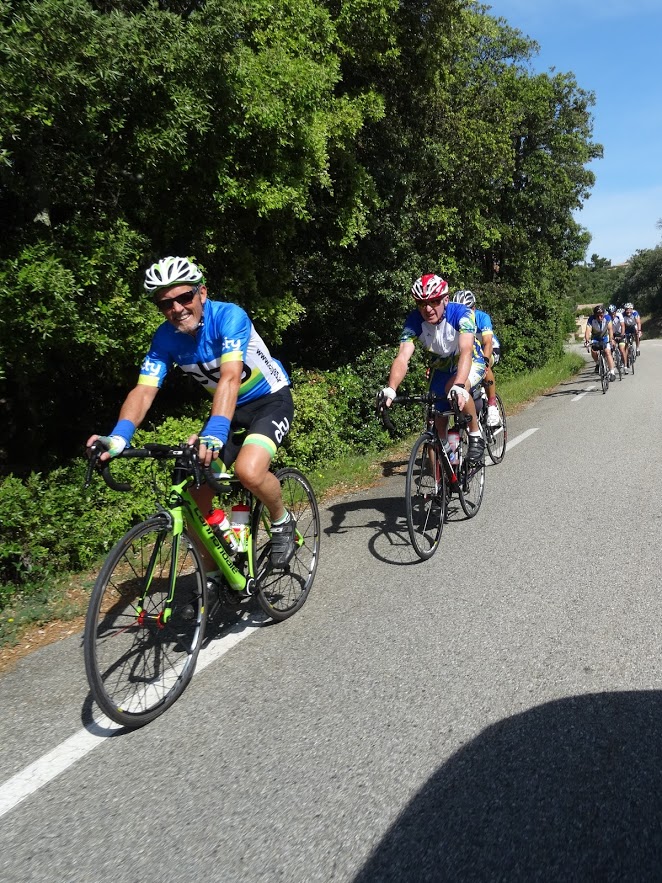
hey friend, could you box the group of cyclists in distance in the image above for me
[584,302,642,378]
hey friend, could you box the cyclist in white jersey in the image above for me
[609,304,629,374]
[87,256,297,573]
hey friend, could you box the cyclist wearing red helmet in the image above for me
[378,273,486,462]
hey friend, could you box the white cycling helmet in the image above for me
[453,289,476,309]
[144,256,204,294]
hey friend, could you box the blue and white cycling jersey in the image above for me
[610,311,625,336]
[474,309,500,350]
[400,301,485,372]
[137,299,289,405]
[587,315,612,342]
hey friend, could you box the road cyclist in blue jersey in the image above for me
[608,304,629,374]
[584,303,616,380]
[86,256,297,587]
[622,303,642,355]
[452,290,501,427]
[378,273,486,463]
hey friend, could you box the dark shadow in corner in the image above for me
[355,691,662,881]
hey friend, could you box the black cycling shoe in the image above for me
[270,513,297,568]
[467,436,485,464]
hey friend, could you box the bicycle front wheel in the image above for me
[629,344,636,374]
[405,433,446,560]
[485,394,507,465]
[252,468,320,621]
[84,516,207,728]
[458,430,486,518]
[599,354,609,393]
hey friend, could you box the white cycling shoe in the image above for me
[486,405,501,427]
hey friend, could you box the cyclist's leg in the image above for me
[232,388,296,566]
[605,340,615,375]
[485,350,501,426]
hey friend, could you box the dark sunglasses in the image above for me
[417,298,444,308]
[155,286,200,312]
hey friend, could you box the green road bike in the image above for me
[83,443,320,728]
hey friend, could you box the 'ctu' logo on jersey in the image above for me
[140,356,161,376]
[223,337,241,351]
[272,416,290,444]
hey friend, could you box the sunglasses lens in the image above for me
[156,289,197,311]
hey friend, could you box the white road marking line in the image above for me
[572,385,597,401]
[505,428,539,449]
[0,618,262,820]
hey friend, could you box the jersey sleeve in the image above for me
[212,303,252,365]
[400,310,423,343]
[137,325,173,388]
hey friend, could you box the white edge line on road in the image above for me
[572,385,596,401]
[0,618,262,820]
[505,427,539,449]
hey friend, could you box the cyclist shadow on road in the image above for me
[353,690,662,881]
[325,470,474,567]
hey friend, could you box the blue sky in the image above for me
[485,0,662,264]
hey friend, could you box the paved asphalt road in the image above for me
[1,343,661,882]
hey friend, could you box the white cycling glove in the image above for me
[380,387,397,404]
[450,384,469,403]
[96,435,128,458]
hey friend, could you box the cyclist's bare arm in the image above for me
[87,384,158,461]
[480,331,494,361]
[191,360,243,466]
[453,333,475,409]
[386,341,416,404]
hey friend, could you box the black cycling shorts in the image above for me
[220,387,294,467]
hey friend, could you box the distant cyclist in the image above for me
[608,304,629,374]
[378,274,486,463]
[584,304,616,379]
[452,290,501,427]
[622,303,642,355]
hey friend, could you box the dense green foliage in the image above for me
[615,246,662,312]
[0,0,605,617]
[1,0,600,473]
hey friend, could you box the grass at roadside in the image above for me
[0,350,585,660]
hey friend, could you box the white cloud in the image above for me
[575,187,662,264]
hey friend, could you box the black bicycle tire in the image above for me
[84,515,207,728]
[252,467,320,621]
[457,428,485,518]
[614,347,623,380]
[485,393,507,465]
[629,343,636,374]
[404,433,446,560]
[599,353,608,393]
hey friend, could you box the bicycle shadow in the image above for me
[354,690,662,881]
[325,487,475,568]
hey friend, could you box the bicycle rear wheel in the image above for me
[252,468,320,621]
[84,515,207,728]
[405,433,446,560]
[485,394,507,464]
[457,429,485,517]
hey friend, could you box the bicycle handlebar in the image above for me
[85,441,205,493]
[377,390,462,435]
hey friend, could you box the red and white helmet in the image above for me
[411,274,449,302]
